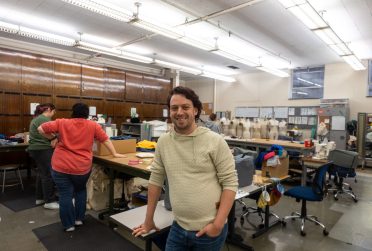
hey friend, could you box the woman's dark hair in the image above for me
[34,103,55,116]
[209,113,217,121]
[167,86,202,120]
[72,103,89,119]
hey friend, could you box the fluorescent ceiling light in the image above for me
[131,18,184,39]
[76,41,153,64]
[0,21,75,46]
[155,59,202,75]
[81,33,121,47]
[212,50,259,67]
[341,55,366,71]
[19,27,76,46]
[61,0,132,22]
[278,0,307,8]
[278,0,365,71]
[177,36,215,51]
[0,21,18,33]
[328,43,351,56]
[281,1,327,29]
[313,28,342,45]
[202,71,236,83]
[256,65,289,77]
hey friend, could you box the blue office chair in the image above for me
[327,149,358,202]
[282,162,331,236]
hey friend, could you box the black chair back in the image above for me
[312,162,331,197]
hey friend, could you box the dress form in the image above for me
[236,119,244,138]
[279,120,287,137]
[252,118,261,138]
[269,118,279,140]
[229,119,238,137]
[242,119,251,139]
[260,118,269,139]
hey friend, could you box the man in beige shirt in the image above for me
[133,86,238,250]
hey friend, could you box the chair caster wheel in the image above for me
[334,196,338,201]
[323,230,329,236]
[301,231,306,236]
[281,221,286,227]
[353,198,358,203]
[240,217,244,225]
[242,206,247,211]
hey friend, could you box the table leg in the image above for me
[226,202,254,251]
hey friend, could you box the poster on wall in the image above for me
[30,103,39,115]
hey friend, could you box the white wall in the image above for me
[185,79,215,103]
[185,61,370,120]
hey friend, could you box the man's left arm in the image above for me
[197,137,238,237]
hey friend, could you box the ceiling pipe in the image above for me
[116,0,262,48]
[161,0,291,64]
[179,0,264,26]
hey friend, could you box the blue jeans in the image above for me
[51,170,91,229]
[165,221,228,251]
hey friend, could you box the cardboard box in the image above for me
[93,139,136,156]
[262,157,289,178]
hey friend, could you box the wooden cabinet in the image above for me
[22,54,53,94]
[54,60,81,96]
[82,65,104,97]
[22,94,52,115]
[2,93,21,115]
[81,98,104,114]
[143,75,159,103]
[106,68,125,100]
[0,49,21,92]
[158,78,171,104]
[4,115,23,135]
[125,72,143,102]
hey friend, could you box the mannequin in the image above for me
[229,119,238,137]
[278,120,287,137]
[268,118,279,140]
[252,118,261,138]
[220,117,229,135]
[236,119,244,138]
[242,118,251,139]
[260,118,269,139]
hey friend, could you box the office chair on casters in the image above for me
[282,162,331,236]
[327,149,358,202]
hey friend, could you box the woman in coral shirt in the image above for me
[38,103,125,232]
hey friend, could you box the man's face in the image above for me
[169,94,198,134]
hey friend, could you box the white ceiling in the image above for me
[0,0,371,81]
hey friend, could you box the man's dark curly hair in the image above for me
[167,86,202,120]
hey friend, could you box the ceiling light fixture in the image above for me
[278,0,365,71]
[75,41,153,64]
[0,20,75,46]
[60,0,132,22]
[256,65,289,77]
[202,71,236,83]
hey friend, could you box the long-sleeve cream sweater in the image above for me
[149,126,238,231]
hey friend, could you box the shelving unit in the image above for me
[121,122,152,141]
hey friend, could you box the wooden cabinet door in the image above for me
[125,72,143,102]
[2,93,21,115]
[106,68,125,100]
[158,78,171,104]
[81,98,104,114]
[81,65,104,97]
[143,75,158,103]
[0,49,21,92]
[4,115,23,135]
[22,95,52,115]
[54,60,81,96]
[22,54,53,94]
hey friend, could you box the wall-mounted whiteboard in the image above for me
[260,107,273,118]
[235,107,259,117]
[273,107,288,119]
